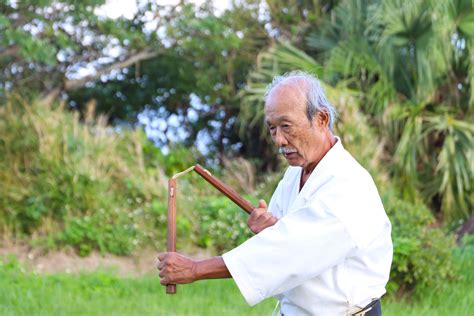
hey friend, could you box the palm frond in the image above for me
[423,113,474,219]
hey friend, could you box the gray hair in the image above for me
[264,71,337,130]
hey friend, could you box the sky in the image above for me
[95,0,231,19]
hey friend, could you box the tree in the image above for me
[1,1,274,166]
[68,1,271,164]
[0,0,159,104]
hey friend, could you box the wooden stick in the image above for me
[166,178,177,294]
[193,164,254,214]
[165,164,254,294]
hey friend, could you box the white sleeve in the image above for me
[222,203,357,306]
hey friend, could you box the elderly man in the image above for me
[157,71,393,316]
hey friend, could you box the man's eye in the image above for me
[282,124,290,129]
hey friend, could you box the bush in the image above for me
[382,188,457,293]
[0,95,168,255]
[194,196,253,253]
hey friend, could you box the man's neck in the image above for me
[300,134,337,190]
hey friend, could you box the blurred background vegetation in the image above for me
[0,0,473,300]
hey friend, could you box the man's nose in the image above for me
[273,128,288,147]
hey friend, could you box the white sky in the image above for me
[95,0,231,19]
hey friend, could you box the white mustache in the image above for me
[279,147,297,155]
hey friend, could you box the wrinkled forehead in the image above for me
[264,79,309,115]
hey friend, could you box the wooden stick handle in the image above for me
[166,178,177,294]
[194,164,254,214]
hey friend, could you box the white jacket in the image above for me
[223,138,393,315]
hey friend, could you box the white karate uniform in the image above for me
[222,138,393,315]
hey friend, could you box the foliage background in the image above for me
[0,0,472,300]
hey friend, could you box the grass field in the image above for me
[1,246,473,316]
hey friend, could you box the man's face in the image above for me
[264,83,329,171]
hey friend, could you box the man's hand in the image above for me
[247,199,278,234]
[157,252,197,285]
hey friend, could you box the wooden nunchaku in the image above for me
[166,164,254,294]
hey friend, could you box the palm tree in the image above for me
[240,0,473,221]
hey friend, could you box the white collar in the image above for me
[284,136,344,207]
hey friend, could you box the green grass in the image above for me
[0,262,275,316]
[1,246,473,316]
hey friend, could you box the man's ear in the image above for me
[315,111,330,128]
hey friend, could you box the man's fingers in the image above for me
[157,252,196,285]
[248,205,278,234]
[259,215,276,228]
[157,253,167,261]
[265,216,278,226]
[259,212,275,223]
[248,209,261,225]
[158,260,165,270]
[252,207,264,215]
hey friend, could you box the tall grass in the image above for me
[0,95,168,255]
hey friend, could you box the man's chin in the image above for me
[285,157,303,167]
